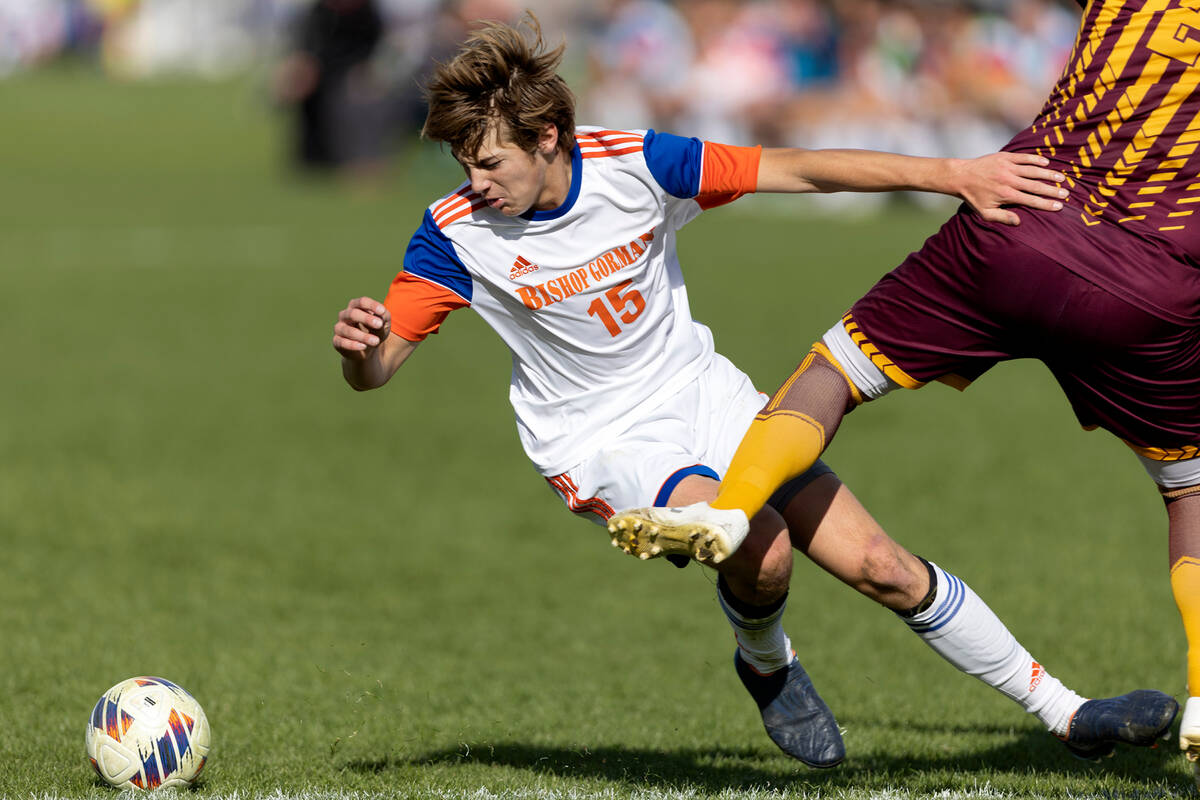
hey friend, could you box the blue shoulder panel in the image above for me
[403,209,473,302]
[643,129,704,199]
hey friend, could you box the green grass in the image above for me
[0,66,1189,799]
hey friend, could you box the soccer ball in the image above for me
[85,676,211,790]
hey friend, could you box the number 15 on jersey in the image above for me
[587,279,646,337]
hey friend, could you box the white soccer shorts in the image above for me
[545,352,763,525]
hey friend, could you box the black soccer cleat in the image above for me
[1059,689,1179,761]
[735,650,845,768]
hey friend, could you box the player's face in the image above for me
[460,124,562,216]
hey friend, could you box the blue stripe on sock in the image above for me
[905,572,965,633]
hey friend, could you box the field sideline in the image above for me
[0,68,1191,799]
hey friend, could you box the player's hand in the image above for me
[333,296,391,360]
[952,152,1068,226]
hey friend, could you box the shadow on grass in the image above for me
[345,724,1184,793]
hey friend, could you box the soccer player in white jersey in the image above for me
[331,15,1172,766]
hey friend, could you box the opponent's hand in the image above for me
[951,152,1068,226]
[333,296,391,359]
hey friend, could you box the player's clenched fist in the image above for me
[333,296,391,358]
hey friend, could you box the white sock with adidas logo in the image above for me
[901,561,1084,736]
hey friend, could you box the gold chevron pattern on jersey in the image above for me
[1029,0,1200,233]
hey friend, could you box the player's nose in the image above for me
[467,168,491,193]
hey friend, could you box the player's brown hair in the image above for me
[422,13,575,161]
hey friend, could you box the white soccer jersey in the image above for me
[385,127,761,475]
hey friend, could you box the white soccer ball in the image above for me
[85,676,211,790]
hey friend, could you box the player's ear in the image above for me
[537,123,559,155]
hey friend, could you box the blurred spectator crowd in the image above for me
[3,0,1082,168]
[579,0,1080,157]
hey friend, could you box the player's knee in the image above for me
[720,506,792,604]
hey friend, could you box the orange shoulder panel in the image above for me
[697,142,762,210]
[384,272,469,342]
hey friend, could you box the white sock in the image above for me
[717,579,794,674]
[901,561,1085,736]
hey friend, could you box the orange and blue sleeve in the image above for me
[385,211,472,341]
[643,129,761,209]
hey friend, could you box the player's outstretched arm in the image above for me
[756,149,1068,226]
[333,296,418,391]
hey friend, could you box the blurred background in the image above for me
[2,0,1081,179]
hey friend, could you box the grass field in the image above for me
[0,66,1191,799]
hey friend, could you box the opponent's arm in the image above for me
[333,296,419,391]
[756,148,1068,226]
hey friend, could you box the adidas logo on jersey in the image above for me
[510,255,539,279]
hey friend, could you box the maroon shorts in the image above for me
[850,212,1200,453]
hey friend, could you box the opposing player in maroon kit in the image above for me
[611,0,1198,766]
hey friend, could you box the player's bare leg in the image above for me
[1166,490,1200,781]
[783,472,1176,759]
[622,474,845,768]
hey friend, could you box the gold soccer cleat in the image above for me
[607,502,750,565]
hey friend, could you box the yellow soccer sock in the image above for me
[712,410,825,517]
[1171,557,1200,695]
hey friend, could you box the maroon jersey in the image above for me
[1004,0,1200,324]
